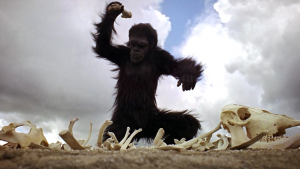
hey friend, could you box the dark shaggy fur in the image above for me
[93,2,204,144]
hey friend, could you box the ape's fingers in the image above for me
[192,78,196,90]
[177,79,182,87]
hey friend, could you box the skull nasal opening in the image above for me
[237,108,251,120]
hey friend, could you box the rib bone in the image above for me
[97,120,113,146]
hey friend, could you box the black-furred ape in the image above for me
[93,1,204,144]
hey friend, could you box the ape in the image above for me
[93,2,204,144]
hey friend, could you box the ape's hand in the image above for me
[177,74,197,91]
[106,2,124,19]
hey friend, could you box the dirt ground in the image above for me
[0,148,299,169]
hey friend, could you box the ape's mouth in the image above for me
[130,54,144,63]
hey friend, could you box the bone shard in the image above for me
[68,118,79,135]
[59,118,93,150]
[120,128,142,152]
[59,130,85,150]
[214,134,229,150]
[107,3,132,18]
[119,127,130,145]
[150,128,165,148]
[0,121,48,149]
[97,120,113,146]
[82,123,93,146]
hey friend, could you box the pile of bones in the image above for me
[1,104,300,151]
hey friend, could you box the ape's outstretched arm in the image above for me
[157,49,204,91]
[93,2,129,65]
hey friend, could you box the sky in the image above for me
[1,0,300,146]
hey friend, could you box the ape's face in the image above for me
[128,36,149,63]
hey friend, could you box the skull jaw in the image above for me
[226,122,300,149]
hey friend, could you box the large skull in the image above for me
[221,104,300,149]
[0,121,49,149]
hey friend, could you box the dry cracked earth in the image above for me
[1,148,300,169]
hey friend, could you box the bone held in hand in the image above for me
[108,3,132,18]
[121,9,132,18]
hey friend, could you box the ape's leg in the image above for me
[147,110,201,144]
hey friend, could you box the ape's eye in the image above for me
[139,42,148,48]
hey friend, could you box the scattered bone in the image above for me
[230,130,269,150]
[107,3,132,18]
[119,127,130,145]
[120,128,142,152]
[59,118,92,150]
[2,142,20,149]
[150,128,165,148]
[28,142,52,150]
[107,132,119,144]
[97,120,113,146]
[59,130,85,150]
[213,134,230,150]
[0,121,48,149]
[174,138,186,145]
[82,123,93,146]
[68,118,79,135]
[49,141,63,150]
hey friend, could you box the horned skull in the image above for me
[221,104,300,149]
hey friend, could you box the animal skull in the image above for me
[221,104,300,149]
[0,121,49,149]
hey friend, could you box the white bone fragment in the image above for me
[28,142,53,150]
[121,9,132,18]
[59,118,92,150]
[49,141,62,150]
[59,130,85,150]
[0,121,49,149]
[120,128,142,152]
[198,122,222,141]
[97,120,113,146]
[68,118,79,135]
[103,138,114,150]
[174,138,186,145]
[108,131,119,144]
[119,127,130,145]
[82,123,92,146]
[150,128,165,148]
[3,142,20,149]
[107,3,132,18]
[62,144,72,151]
[214,134,229,150]
[230,130,268,150]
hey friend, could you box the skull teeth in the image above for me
[259,135,287,142]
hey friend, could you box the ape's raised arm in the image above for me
[157,49,204,91]
[93,2,129,65]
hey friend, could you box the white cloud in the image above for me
[166,0,300,135]
[0,0,170,146]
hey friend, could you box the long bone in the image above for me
[97,120,113,146]
[120,128,142,152]
[150,128,165,148]
[107,3,132,18]
[156,122,222,151]
[59,118,93,150]
[214,134,229,150]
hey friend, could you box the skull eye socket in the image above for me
[237,108,251,120]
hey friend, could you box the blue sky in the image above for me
[161,0,216,51]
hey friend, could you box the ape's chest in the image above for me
[124,62,157,77]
